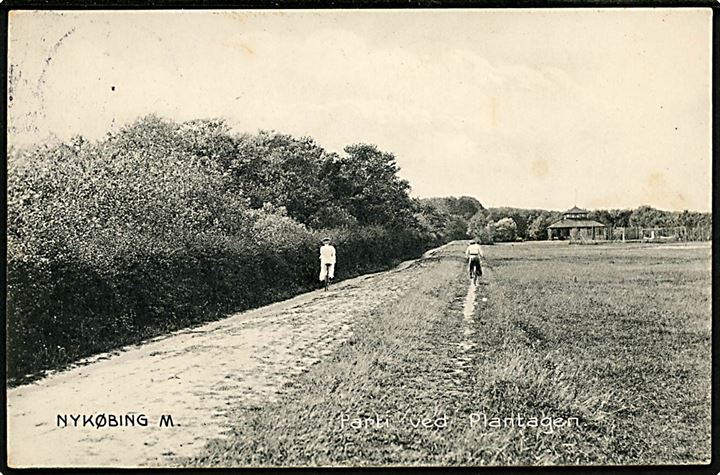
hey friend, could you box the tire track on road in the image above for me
[450,265,493,383]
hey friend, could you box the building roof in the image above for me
[548,218,606,229]
[564,206,588,214]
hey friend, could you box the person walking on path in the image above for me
[319,237,336,287]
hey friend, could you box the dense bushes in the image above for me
[7,116,444,380]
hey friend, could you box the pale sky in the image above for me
[8,9,712,211]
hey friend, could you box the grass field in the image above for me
[185,241,711,466]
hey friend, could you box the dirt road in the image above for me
[7,245,455,468]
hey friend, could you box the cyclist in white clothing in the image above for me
[319,237,336,283]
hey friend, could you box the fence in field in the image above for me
[605,225,711,242]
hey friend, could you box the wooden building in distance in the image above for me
[547,206,608,241]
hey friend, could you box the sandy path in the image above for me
[7,254,435,468]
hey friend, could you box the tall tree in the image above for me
[527,214,552,240]
[224,131,333,226]
[328,144,416,229]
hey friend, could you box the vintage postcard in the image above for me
[6,8,712,468]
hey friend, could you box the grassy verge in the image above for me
[184,242,711,466]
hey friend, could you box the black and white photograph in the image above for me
[5,7,713,468]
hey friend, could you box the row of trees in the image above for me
[7,115,462,380]
[589,206,711,230]
[463,206,712,243]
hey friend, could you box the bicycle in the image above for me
[469,258,482,286]
[469,267,479,286]
[324,263,332,291]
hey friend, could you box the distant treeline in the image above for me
[418,202,712,244]
[7,116,462,380]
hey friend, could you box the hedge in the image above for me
[7,224,436,381]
